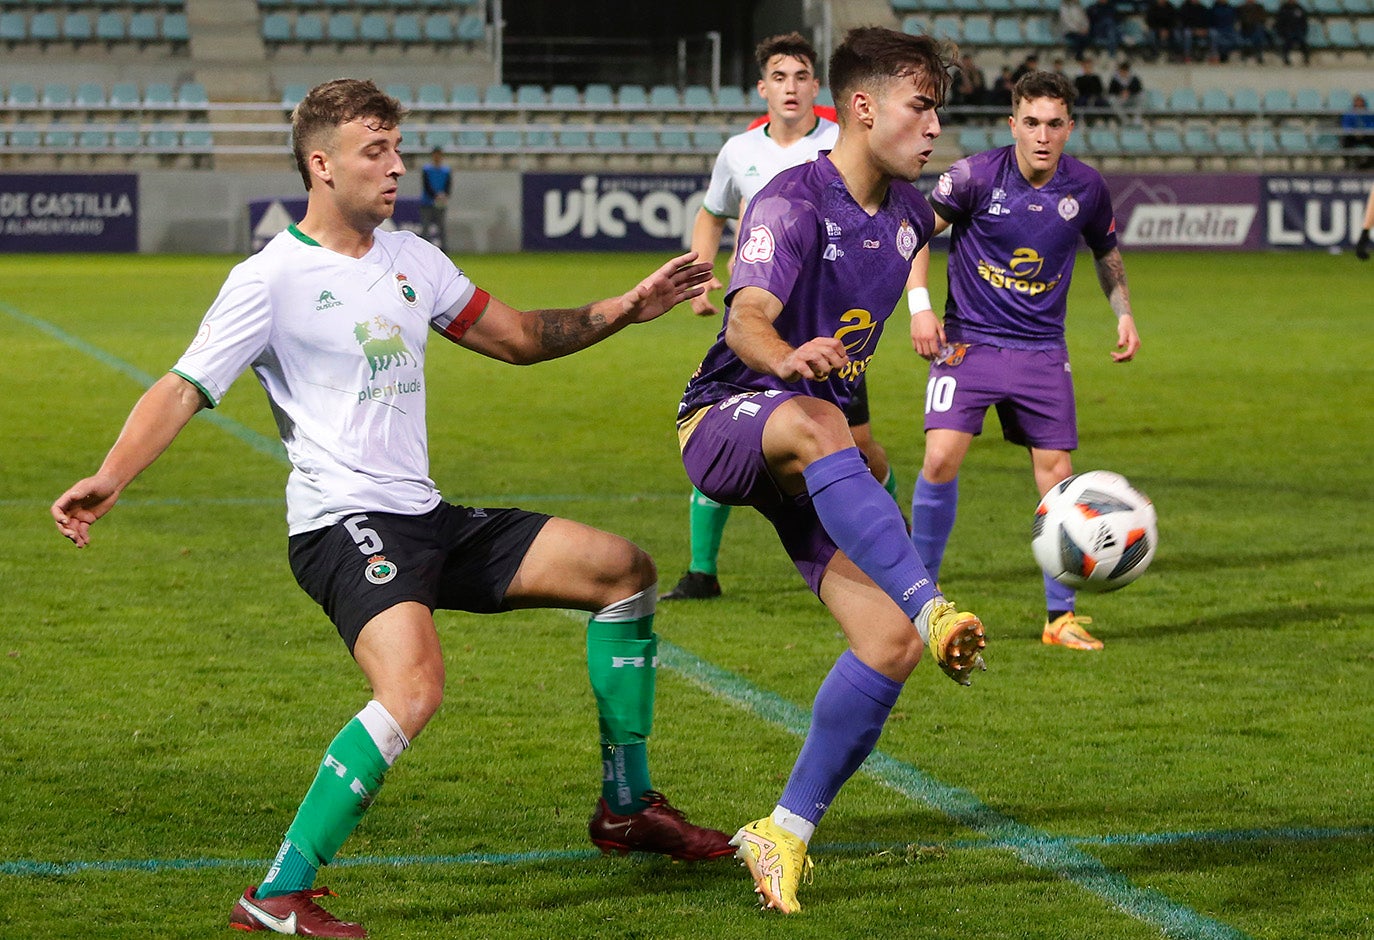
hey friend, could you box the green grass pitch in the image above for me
[1,250,1371,939]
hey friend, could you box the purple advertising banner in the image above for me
[0,174,138,252]
[522,173,711,251]
[1260,174,1371,251]
[1104,173,1263,250]
[248,196,425,251]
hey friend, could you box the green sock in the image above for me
[586,615,656,814]
[882,466,900,503]
[258,715,391,898]
[688,488,730,576]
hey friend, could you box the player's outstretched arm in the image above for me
[907,244,946,360]
[52,372,208,548]
[457,252,711,364]
[725,286,848,382]
[1092,247,1141,362]
[1356,186,1373,261]
[688,208,728,316]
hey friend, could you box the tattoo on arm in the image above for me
[1094,249,1133,319]
[531,307,611,359]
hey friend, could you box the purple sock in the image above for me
[910,475,959,584]
[780,650,904,825]
[805,447,938,619]
[1044,571,1077,614]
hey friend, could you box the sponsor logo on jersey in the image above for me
[395,273,418,307]
[825,219,842,238]
[975,256,1062,296]
[745,164,760,177]
[1058,195,1080,221]
[823,243,844,261]
[364,554,398,585]
[354,316,413,379]
[834,309,879,381]
[896,219,918,260]
[1008,247,1046,279]
[863,239,880,249]
[1029,203,1044,212]
[315,290,343,311]
[189,323,211,352]
[937,172,953,197]
[988,203,1008,216]
[739,224,775,264]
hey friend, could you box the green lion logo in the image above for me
[354,318,413,379]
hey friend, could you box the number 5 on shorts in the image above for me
[344,515,384,554]
[926,375,956,414]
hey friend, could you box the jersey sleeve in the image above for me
[930,156,978,224]
[701,142,742,218]
[722,187,817,309]
[1080,174,1120,256]
[170,264,273,408]
[426,241,490,342]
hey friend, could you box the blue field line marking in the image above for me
[7,826,1371,879]
[0,300,286,462]
[657,640,1250,940]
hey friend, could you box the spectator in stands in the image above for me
[1059,0,1093,59]
[1340,95,1374,169]
[1012,53,1041,84]
[1087,0,1122,57]
[1108,60,1144,123]
[419,147,451,251]
[1209,0,1241,62]
[1273,0,1310,64]
[1237,0,1274,62]
[1178,0,1213,61]
[988,66,1016,108]
[1074,56,1109,114]
[951,52,989,109]
[1144,0,1181,61]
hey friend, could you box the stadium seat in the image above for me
[958,125,993,152]
[659,129,689,148]
[393,13,421,45]
[715,86,747,108]
[1356,19,1374,45]
[962,15,995,44]
[515,84,546,106]
[1214,126,1247,153]
[6,81,37,108]
[43,123,76,148]
[75,82,106,109]
[455,12,483,42]
[29,11,59,44]
[1086,126,1120,153]
[326,12,357,43]
[0,13,25,45]
[583,83,614,106]
[1232,88,1260,111]
[1323,18,1358,48]
[592,129,624,149]
[182,128,213,151]
[1344,0,1372,11]
[549,84,580,106]
[1199,88,1230,111]
[41,82,72,108]
[112,124,142,149]
[690,128,726,149]
[161,11,187,43]
[1310,0,1342,11]
[109,81,141,110]
[1024,16,1058,45]
[416,83,448,109]
[952,0,982,11]
[1262,88,1294,112]
[146,128,179,151]
[625,128,657,149]
[1325,89,1353,111]
[280,82,308,109]
[1169,88,1201,112]
[95,11,124,43]
[8,128,39,149]
[984,0,1014,12]
[261,12,290,43]
[900,15,924,35]
[295,12,325,45]
[62,11,93,42]
[1303,19,1328,47]
[1151,127,1185,154]
[1277,127,1310,153]
[816,88,833,108]
[450,83,480,105]
[892,0,921,9]
[384,83,413,107]
[78,127,109,149]
[455,129,487,148]
[358,13,387,44]
[177,81,208,109]
[556,129,591,148]
[1244,127,1279,154]
[649,85,680,107]
[617,85,648,107]
[524,130,553,149]
[143,82,174,113]
[992,17,1023,44]
[1119,126,1151,153]
[483,83,513,105]
[1182,124,1215,154]
[421,129,455,150]
[422,12,454,43]
[682,85,714,108]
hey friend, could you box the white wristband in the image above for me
[908,287,932,316]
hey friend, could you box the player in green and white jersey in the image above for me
[52,79,731,938]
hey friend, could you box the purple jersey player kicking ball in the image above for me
[676,26,987,915]
[906,70,1141,651]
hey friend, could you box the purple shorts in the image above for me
[923,344,1078,451]
[679,390,838,596]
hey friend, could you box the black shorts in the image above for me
[844,375,870,427]
[288,502,551,652]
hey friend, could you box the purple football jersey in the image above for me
[679,154,935,417]
[932,146,1117,350]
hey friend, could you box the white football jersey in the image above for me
[701,118,839,218]
[172,225,489,534]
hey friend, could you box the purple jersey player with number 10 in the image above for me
[907,70,1141,652]
[676,26,987,916]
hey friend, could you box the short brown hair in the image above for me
[291,78,405,190]
[754,31,819,76]
[828,26,954,121]
[1012,70,1077,118]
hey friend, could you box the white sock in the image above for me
[771,805,815,845]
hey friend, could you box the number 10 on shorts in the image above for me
[926,375,956,414]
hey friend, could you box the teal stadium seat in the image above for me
[161,11,187,43]
[113,125,142,149]
[617,85,648,107]
[143,82,175,111]
[1151,127,1184,154]
[262,13,290,43]
[592,129,624,149]
[523,130,552,148]
[715,86,747,108]
[357,13,387,45]
[962,16,994,45]
[957,126,993,152]
[1277,127,1310,152]
[44,123,76,148]
[96,11,124,42]
[8,128,39,149]
[1356,20,1374,45]
[182,128,214,151]
[455,130,486,148]
[280,82,308,109]
[901,15,924,34]
[75,82,106,109]
[1325,89,1353,111]
[583,83,614,106]
[1169,88,1201,112]
[892,0,921,9]
[1245,127,1279,153]
[326,12,356,43]
[515,84,547,106]
[816,88,833,107]
[649,85,680,107]
[1214,127,1247,153]
[384,83,413,107]
[690,128,726,149]
[1120,126,1152,153]
[416,83,447,109]
[1262,88,1294,112]
[1324,19,1358,48]
[147,128,180,151]
[178,81,208,109]
[62,11,93,42]
[1303,20,1328,48]
[1200,88,1230,111]
[992,17,1023,44]
[392,13,421,45]
[1345,0,1372,12]
[295,12,325,45]
[449,83,480,105]
[110,81,140,109]
[1232,88,1260,111]
[41,82,72,108]
[1183,124,1215,153]
[1310,0,1342,11]
[483,83,513,105]
[1086,126,1121,153]
[421,130,455,150]
[549,84,580,106]
[78,128,109,149]
[6,81,38,107]
[658,129,690,148]
[455,12,482,42]
[556,129,591,148]
[423,13,454,43]
[682,85,714,108]
[30,12,59,43]
[1025,16,1058,45]
[0,13,25,45]
[1292,89,1323,112]
[985,0,1015,13]
[625,128,657,149]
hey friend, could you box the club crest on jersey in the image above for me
[896,220,918,260]
[1058,195,1080,221]
[395,273,418,307]
[739,224,775,264]
[364,555,398,585]
[937,172,953,197]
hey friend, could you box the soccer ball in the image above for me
[1032,470,1157,593]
